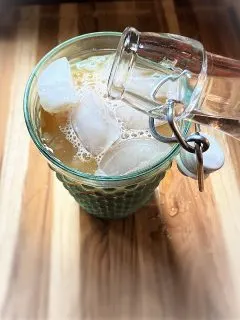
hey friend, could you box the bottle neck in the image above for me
[198,53,240,124]
[108,28,240,138]
[108,27,139,99]
[207,52,240,77]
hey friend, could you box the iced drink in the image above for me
[24,33,189,219]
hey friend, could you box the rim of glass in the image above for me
[24,31,190,182]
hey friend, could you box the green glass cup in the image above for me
[24,32,190,219]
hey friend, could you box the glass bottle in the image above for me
[108,27,240,140]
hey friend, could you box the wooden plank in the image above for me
[159,0,179,33]
[48,5,81,319]
[58,3,79,42]
[0,5,56,319]
[78,2,97,34]
[48,177,81,319]
[0,24,17,176]
[0,6,39,314]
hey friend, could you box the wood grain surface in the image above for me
[0,0,240,319]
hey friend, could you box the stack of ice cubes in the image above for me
[37,57,172,176]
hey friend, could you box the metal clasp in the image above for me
[149,100,210,192]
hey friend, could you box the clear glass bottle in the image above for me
[108,27,240,140]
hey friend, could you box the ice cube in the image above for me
[37,57,79,113]
[97,138,172,176]
[156,77,186,102]
[71,89,120,156]
[75,54,114,82]
[115,103,163,129]
[126,69,161,98]
[115,103,149,129]
[76,55,109,71]
[127,69,186,102]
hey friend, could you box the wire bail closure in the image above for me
[149,100,210,192]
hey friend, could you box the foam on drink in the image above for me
[39,54,173,175]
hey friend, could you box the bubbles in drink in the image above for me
[38,53,173,175]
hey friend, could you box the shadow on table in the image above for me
[79,193,235,320]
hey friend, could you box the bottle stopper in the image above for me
[176,132,225,179]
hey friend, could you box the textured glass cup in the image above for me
[24,32,190,219]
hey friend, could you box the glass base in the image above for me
[56,171,166,219]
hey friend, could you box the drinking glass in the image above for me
[24,32,190,219]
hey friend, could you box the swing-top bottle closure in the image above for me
[107,27,240,191]
[108,27,240,141]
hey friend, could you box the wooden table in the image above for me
[0,1,240,319]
